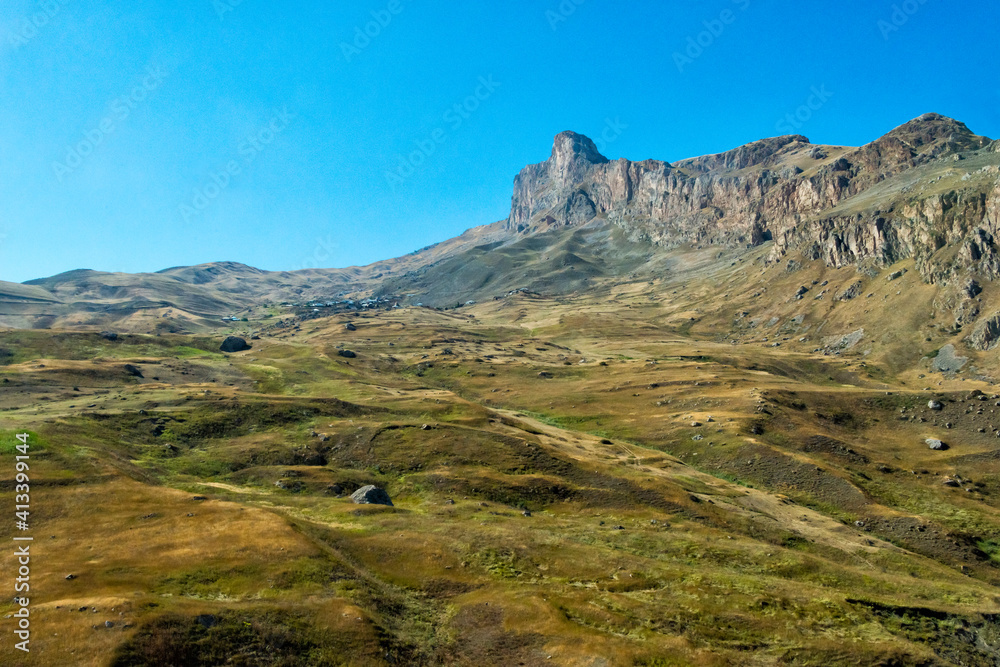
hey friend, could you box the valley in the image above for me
[6,248,1000,664]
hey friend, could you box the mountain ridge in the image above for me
[4,113,998,333]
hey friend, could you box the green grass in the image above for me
[0,430,33,455]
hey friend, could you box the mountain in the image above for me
[4,113,999,330]
[502,113,995,276]
[12,115,1000,665]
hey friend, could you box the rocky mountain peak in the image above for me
[877,113,991,153]
[547,131,610,191]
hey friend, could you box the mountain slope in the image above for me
[4,113,998,334]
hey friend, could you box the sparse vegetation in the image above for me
[6,263,1000,665]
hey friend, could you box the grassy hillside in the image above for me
[5,272,1000,664]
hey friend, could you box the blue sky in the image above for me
[1,0,997,283]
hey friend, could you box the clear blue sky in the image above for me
[1,0,997,283]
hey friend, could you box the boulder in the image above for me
[928,400,943,410]
[350,485,393,506]
[926,438,948,450]
[123,364,143,378]
[220,336,251,353]
[538,371,554,379]
[344,323,357,331]
[99,331,118,341]
[338,349,357,358]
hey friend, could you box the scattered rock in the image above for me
[344,322,357,331]
[123,364,143,378]
[104,621,114,628]
[836,281,863,301]
[942,478,961,487]
[931,344,968,373]
[823,329,865,351]
[926,438,948,450]
[338,349,357,358]
[99,331,118,341]
[350,485,393,506]
[220,336,251,353]
[538,371,554,379]
[887,270,904,281]
[65,574,76,580]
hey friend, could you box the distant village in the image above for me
[219,287,538,323]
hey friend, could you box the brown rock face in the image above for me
[506,114,996,283]
[967,312,1000,351]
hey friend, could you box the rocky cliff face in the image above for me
[507,114,998,287]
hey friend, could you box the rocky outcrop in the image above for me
[967,312,1000,351]
[506,114,996,284]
